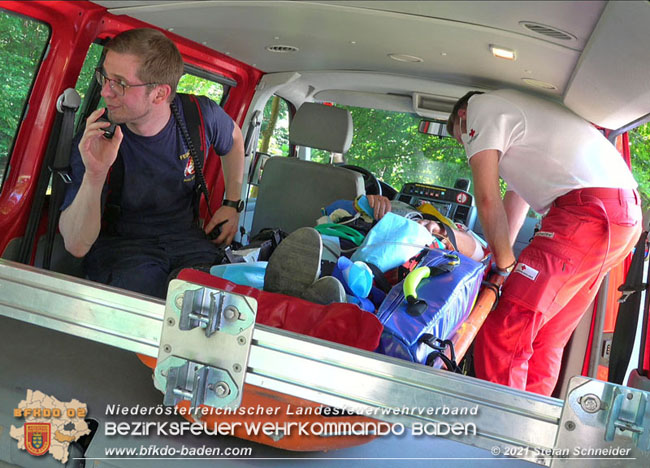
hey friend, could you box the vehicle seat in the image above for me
[251,102,364,235]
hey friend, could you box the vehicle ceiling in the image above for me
[95,1,650,129]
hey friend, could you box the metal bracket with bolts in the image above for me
[154,280,257,410]
[552,376,650,467]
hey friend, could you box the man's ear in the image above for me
[152,84,172,104]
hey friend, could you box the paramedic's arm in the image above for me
[205,124,245,245]
[503,190,529,246]
[59,109,123,257]
[469,149,516,269]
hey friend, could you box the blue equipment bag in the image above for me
[375,248,486,365]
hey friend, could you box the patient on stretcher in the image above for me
[211,193,486,308]
[365,194,486,261]
[255,194,485,307]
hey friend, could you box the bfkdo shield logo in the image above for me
[25,423,51,456]
[11,390,90,464]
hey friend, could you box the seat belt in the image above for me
[172,93,212,220]
[608,229,649,384]
[19,89,80,268]
[42,89,81,269]
[240,110,262,242]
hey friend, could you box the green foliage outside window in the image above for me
[177,74,224,104]
[311,106,474,193]
[0,10,49,190]
[257,96,290,156]
[630,125,650,207]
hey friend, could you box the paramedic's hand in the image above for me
[205,206,239,245]
[78,108,123,183]
[367,195,391,220]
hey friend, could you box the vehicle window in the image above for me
[74,42,104,129]
[257,95,290,156]
[177,74,225,104]
[309,105,474,194]
[0,10,50,191]
[629,122,650,207]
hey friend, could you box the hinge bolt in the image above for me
[224,306,239,321]
[580,394,601,413]
[175,293,184,309]
[213,381,231,398]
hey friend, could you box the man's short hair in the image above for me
[105,28,184,101]
[446,91,485,136]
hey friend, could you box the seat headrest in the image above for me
[289,102,353,153]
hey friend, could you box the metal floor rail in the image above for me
[1,259,648,467]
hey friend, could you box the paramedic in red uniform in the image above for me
[447,90,642,396]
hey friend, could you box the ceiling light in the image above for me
[490,45,516,61]
[522,78,557,90]
[388,53,423,63]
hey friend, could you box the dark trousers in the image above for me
[84,230,221,299]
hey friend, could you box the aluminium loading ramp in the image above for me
[0,259,648,467]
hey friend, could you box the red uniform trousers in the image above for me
[473,188,642,396]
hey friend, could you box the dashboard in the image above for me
[396,182,477,228]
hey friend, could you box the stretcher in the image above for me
[0,259,649,466]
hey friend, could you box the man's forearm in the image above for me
[221,126,245,201]
[503,190,529,246]
[477,198,516,268]
[469,149,516,269]
[59,174,105,257]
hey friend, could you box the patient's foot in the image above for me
[302,276,346,305]
[264,227,322,297]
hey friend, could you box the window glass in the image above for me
[310,104,473,194]
[257,96,290,156]
[177,74,224,104]
[74,42,104,129]
[0,10,50,191]
[629,122,650,208]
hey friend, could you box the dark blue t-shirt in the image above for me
[61,94,234,237]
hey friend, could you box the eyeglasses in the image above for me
[94,68,156,96]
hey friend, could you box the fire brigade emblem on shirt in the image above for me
[25,423,51,456]
[184,157,195,177]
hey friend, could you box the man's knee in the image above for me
[101,266,169,298]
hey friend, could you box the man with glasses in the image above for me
[59,28,245,299]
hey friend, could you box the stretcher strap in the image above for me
[421,334,462,373]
